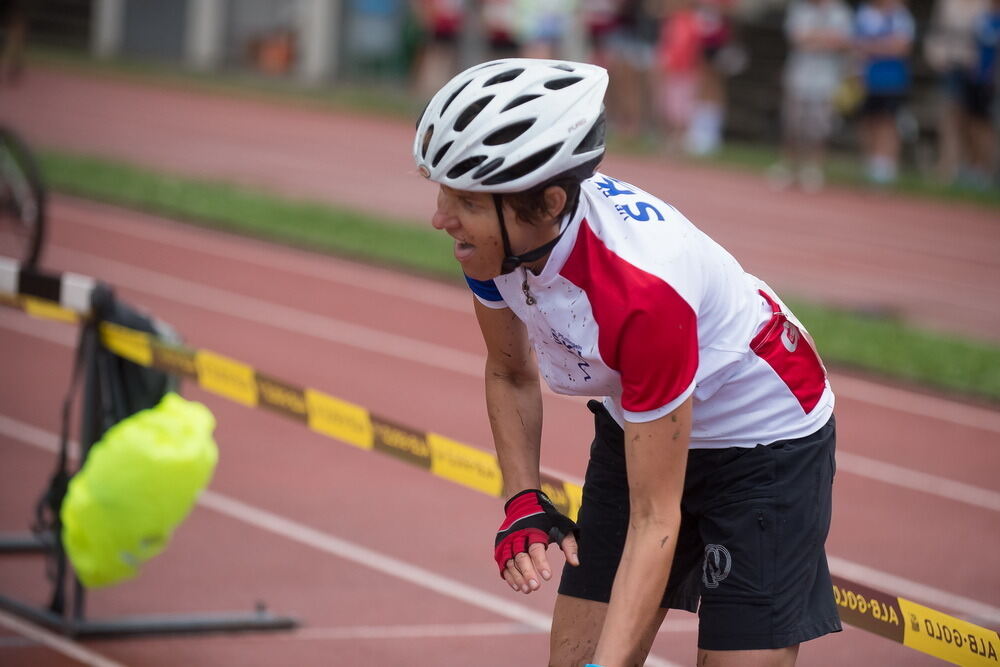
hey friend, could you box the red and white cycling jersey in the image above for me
[468,173,834,449]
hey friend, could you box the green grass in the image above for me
[39,149,1000,404]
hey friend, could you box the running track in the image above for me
[1,197,998,666]
[0,66,998,341]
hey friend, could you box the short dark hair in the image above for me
[504,177,582,227]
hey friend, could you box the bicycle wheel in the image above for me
[0,127,46,267]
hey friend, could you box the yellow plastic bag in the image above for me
[61,393,218,588]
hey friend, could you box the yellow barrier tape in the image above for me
[7,292,999,666]
[195,350,259,407]
[900,598,999,666]
[428,433,504,497]
[22,297,79,324]
[100,321,153,366]
[305,389,373,450]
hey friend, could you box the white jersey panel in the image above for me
[480,173,834,448]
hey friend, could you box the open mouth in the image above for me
[453,238,475,262]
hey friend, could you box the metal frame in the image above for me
[0,282,298,638]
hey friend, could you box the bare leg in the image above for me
[697,645,800,667]
[549,594,667,667]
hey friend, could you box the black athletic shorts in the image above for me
[558,401,842,651]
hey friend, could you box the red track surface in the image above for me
[2,197,998,666]
[0,66,998,666]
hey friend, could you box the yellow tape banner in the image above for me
[8,294,999,666]
[832,576,1000,665]
[899,598,999,666]
[100,321,153,367]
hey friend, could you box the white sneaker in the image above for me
[798,164,825,193]
[767,163,794,191]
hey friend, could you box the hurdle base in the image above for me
[0,593,298,638]
[0,531,51,553]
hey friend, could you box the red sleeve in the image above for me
[562,222,699,414]
[616,289,699,413]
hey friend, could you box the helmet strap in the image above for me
[494,193,570,276]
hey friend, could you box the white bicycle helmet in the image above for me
[414,59,608,193]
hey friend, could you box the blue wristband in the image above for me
[585,664,604,667]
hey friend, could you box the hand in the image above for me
[494,489,580,593]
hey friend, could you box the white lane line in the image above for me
[0,304,994,513]
[50,246,486,378]
[0,609,125,667]
[56,201,1000,433]
[0,413,679,667]
[832,375,1000,435]
[289,622,541,641]
[54,199,472,314]
[827,557,1000,627]
[44,245,1000,436]
[838,452,1000,513]
[286,616,701,641]
[3,413,999,640]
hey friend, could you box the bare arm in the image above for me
[475,297,579,591]
[592,397,693,666]
[474,297,543,495]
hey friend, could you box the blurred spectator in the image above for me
[963,0,1000,185]
[769,0,853,191]
[513,0,576,59]
[924,0,988,183]
[853,0,915,184]
[583,0,620,67]
[606,0,663,140]
[657,0,702,152]
[411,0,463,99]
[0,0,27,84]
[686,0,746,155]
[346,0,406,75]
[484,0,519,59]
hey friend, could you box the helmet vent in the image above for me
[573,115,606,154]
[454,95,495,131]
[447,155,488,179]
[544,77,582,90]
[483,119,535,146]
[440,80,471,117]
[484,68,524,86]
[483,143,562,186]
[473,158,504,179]
[550,63,574,72]
[431,141,453,167]
[501,94,541,111]
[420,125,434,158]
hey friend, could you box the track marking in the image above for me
[838,452,1000,513]
[0,609,125,667]
[0,414,679,667]
[831,375,1000,435]
[285,616,701,641]
[3,413,999,638]
[44,244,1000,435]
[55,198,472,313]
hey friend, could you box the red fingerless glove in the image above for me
[493,489,578,577]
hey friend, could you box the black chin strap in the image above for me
[493,194,570,275]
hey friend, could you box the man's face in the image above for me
[431,185,505,281]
